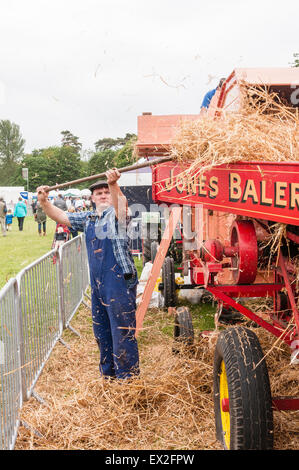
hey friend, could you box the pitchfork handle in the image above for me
[45,156,173,192]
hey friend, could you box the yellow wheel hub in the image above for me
[219,360,230,449]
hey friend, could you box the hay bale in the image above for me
[170,86,299,175]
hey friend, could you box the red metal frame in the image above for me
[222,397,299,412]
[135,67,299,413]
[208,287,296,346]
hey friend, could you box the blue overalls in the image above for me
[85,215,139,379]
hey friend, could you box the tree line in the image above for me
[0,125,137,191]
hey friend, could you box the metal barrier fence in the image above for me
[61,236,84,328]
[17,250,62,401]
[0,279,22,450]
[0,234,90,449]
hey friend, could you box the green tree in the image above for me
[290,53,299,67]
[15,152,52,189]
[94,137,119,152]
[15,146,83,191]
[0,120,25,185]
[113,135,137,168]
[61,130,82,154]
[46,146,82,187]
[88,149,116,177]
[94,133,136,152]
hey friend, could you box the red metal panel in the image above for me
[137,114,200,145]
[272,398,299,411]
[209,283,284,298]
[207,288,295,346]
[233,67,299,86]
[152,161,299,226]
[222,397,299,412]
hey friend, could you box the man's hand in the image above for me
[105,168,121,186]
[36,185,71,227]
[105,168,127,220]
[37,186,50,206]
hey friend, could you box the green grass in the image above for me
[157,298,216,339]
[133,256,143,278]
[0,216,57,289]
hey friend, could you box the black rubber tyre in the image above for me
[151,241,159,263]
[173,306,194,353]
[162,257,177,307]
[213,327,273,450]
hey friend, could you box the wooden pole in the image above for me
[45,156,173,192]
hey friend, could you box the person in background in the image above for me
[200,77,226,112]
[65,197,72,211]
[5,210,14,231]
[84,196,91,211]
[67,206,78,238]
[53,193,67,211]
[74,197,84,212]
[31,199,37,214]
[13,197,27,231]
[53,224,69,249]
[34,201,47,236]
[0,197,7,236]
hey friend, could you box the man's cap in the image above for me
[89,179,109,193]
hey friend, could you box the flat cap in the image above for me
[89,179,109,193]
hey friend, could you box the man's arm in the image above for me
[37,186,71,226]
[105,168,128,221]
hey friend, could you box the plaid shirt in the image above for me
[67,207,136,276]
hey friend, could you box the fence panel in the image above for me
[0,234,90,448]
[60,236,84,327]
[0,279,22,450]
[17,250,62,400]
[81,235,90,294]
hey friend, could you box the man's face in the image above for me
[91,186,111,210]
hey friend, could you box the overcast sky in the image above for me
[0,0,298,154]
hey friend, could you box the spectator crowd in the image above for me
[0,192,92,239]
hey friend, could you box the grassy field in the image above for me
[0,216,57,289]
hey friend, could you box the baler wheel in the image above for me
[172,306,194,353]
[213,327,273,450]
[162,257,177,307]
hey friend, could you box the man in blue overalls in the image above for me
[37,168,139,380]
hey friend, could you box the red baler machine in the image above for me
[135,68,299,450]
